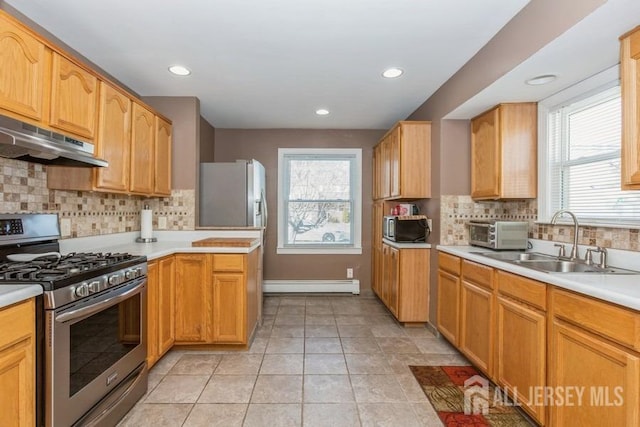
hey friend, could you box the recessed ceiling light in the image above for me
[382,67,404,79]
[525,74,557,85]
[168,65,191,76]
[315,109,330,116]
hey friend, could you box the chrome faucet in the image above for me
[550,210,580,260]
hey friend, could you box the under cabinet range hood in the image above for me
[0,114,108,167]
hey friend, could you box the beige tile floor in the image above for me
[118,294,469,427]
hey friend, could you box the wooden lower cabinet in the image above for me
[377,243,429,324]
[174,254,213,343]
[436,268,460,346]
[459,260,494,376]
[212,273,245,343]
[549,289,640,426]
[496,296,546,422]
[459,280,494,376]
[174,252,258,346]
[0,299,35,427]
[146,256,176,368]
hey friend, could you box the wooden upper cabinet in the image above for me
[0,12,48,122]
[94,82,131,192]
[621,26,640,189]
[154,116,172,196]
[470,103,537,200]
[50,53,98,140]
[130,102,155,194]
[373,121,431,200]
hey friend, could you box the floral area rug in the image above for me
[409,365,534,427]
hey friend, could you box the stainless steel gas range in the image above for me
[0,214,147,426]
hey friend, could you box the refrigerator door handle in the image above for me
[260,190,268,229]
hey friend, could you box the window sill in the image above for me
[535,220,640,230]
[276,247,363,255]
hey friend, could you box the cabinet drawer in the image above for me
[551,289,640,352]
[462,260,493,290]
[497,271,546,311]
[438,252,461,276]
[212,254,244,272]
[0,299,33,349]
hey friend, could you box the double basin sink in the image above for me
[473,251,640,275]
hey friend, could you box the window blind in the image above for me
[547,86,640,224]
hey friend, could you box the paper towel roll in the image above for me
[140,208,153,239]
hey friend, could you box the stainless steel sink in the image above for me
[511,260,639,274]
[472,251,640,274]
[473,251,556,262]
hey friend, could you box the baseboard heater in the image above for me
[263,279,360,295]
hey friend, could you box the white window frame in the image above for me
[277,148,362,254]
[537,65,640,227]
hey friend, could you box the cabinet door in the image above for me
[174,254,212,343]
[460,280,494,375]
[437,269,460,346]
[0,299,35,427]
[387,246,400,317]
[94,82,131,192]
[621,28,640,189]
[381,137,392,199]
[389,126,401,198]
[549,320,640,426]
[381,244,391,305]
[496,296,546,423]
[471,107,500,199]
[372,144,381,200]
[50,53,98,139]
[130,102,155,194]
[145,261,160,367]
[212,273,245,343]
[157,256,175,355]
[154,116,172,196]
[371,201,384,298]
[0,13,47,121]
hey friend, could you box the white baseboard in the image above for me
[263,279,360,295]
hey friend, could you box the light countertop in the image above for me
[0,230,263,308]
[59,230,263,261]
[383,239,431,249]
[0,285,42,309]
[437,244,640,312]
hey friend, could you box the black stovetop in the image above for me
[0,252,146,290]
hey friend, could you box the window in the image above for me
[277,148,362,254]
[540,68,640,225]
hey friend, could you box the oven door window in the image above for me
[470,225,489,243]
[69,294,141,397]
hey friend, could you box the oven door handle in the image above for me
[55,280,145,323]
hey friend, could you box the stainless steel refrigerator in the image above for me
[199,159,267,228]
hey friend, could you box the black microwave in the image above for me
[383,215,430,242]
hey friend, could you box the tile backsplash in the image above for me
[440,195,640,252]
[0,158,195,238]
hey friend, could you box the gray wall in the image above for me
[214,128,385,293]
[200,116,216,163]
[407,0,607,324]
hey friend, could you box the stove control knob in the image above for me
[75,284,89,298]
[88,281,100,294]
[135,267,143,276]
[125,270,134,280]
[109,275,119,286]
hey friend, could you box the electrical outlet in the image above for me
[346,268,353,279]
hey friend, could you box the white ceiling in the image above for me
[4,0,530,129]
[447,0,640,119]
